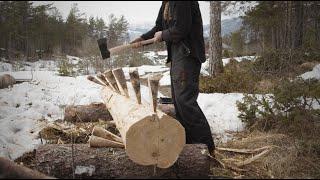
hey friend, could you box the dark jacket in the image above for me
[141,1,206,63]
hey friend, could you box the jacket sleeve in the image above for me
[161,1,192,43]
[141,4,164,40]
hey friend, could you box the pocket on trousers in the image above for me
[172,41,191,61]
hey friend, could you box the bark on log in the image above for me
[64,103,112,123]
[0,157,54,179]
[101,86,185,168]
[34,144,210,179]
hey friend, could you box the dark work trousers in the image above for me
[169,42,215,152]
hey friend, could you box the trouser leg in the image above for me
[170,55,215,152]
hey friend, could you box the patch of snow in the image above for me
[75,165,95,176]
[222,56,257,66]
[299,64,320,80]
[159,71,171,86]
[198,93,245,142]
[0,62,12,71]
[66,55,81,65]
[143,51,157,59]
[157,51,167,56]
[0,71,103,159]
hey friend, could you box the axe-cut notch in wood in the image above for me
[87,75,106,86]
[104,70,120,93]
[112,68,129,98]
[148,75,161,113]
[129,68,141,104]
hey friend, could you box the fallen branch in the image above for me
[216,146,272,154]
[235,149,271,167]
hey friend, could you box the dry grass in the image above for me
[212,130,320,179]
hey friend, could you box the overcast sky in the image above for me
[32,1,238,26]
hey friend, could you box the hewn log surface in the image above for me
[35,144,210,179]
[102,86,185,168]
[64,103,112,123]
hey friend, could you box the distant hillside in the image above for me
[128,17,243,40]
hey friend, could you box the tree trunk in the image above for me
[209,1,223,77]
[34,144,211,179]
[101,86,185,168]
[292,1,304,49]
[64,103,112,123]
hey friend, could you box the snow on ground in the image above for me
[157,51,167,56]
[0,54,248,159]
[159,71,171,86]
[0,59,168,159]
[143,51,168,65]
[299,64,320,80]
[201,56,258,76]
[222,56,257,66]
[0,62,12,71]
[66,55,81,65]
[0,70,103,159]
[198,93,245,141]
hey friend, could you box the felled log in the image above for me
[64,103,112,122]
[0,157,53,179]
[0,74,15,89]
[34,144,210,179]
[102,84,185,168]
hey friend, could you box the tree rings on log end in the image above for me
[126,113,185,168]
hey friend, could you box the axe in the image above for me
[97,37,156,59]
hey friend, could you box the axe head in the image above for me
[97,38,110,59]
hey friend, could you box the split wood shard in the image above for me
[129,68,141,104]
[101,85,186,168]
[87,75,106,86]
[112,68,129,97]
[89,135,124,148]
[148,74,161,113]
[104,70,120,93]
[92,126,123,143]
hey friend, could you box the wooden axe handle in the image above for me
[109,38,156,55]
